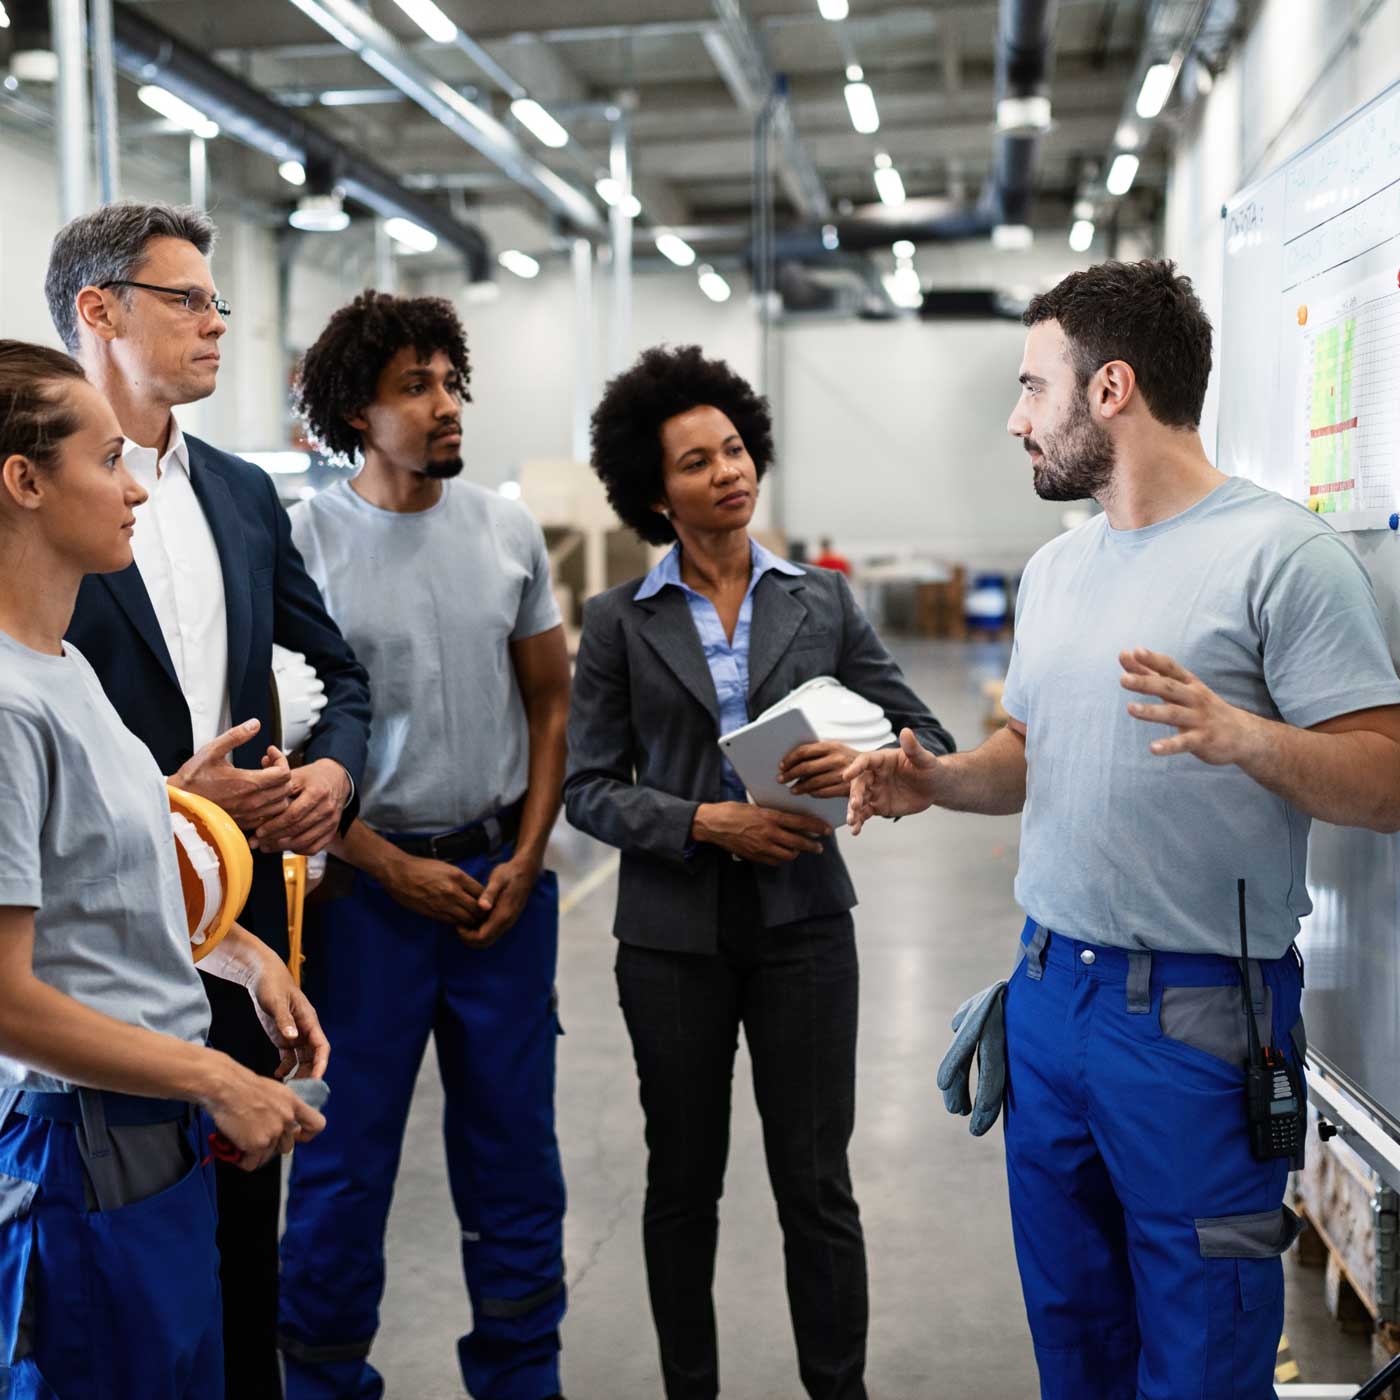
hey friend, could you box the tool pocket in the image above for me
[0,1168,60,1397]
[1160,984,1272,1070]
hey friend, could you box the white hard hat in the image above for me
[270,645,327,755]
[755,676,894,751]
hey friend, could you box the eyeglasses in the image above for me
[99,280,232,318]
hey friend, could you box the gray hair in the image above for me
[44,201,217,353]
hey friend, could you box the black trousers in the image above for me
[202,970,285,1400]
[616,861,868,1400]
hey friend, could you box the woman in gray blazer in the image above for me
[565,346,954,1400]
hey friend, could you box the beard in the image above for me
[425,454,464,480]
[1027,394,1116,502]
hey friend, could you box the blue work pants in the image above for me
[1004,919,1304,1400]
[278,845,566,1400]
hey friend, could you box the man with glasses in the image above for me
[44,201,371,1400]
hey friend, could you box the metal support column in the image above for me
[189,134,209,210]
[571,236,594,464]
[374,218,397,293]
[90,0,120,203]
[51,0,90,221]
[607,109,633,376]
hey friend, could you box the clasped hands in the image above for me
[170,717,349,856]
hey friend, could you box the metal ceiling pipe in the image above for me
[90,0,121,202]
[51,0,91,220]
[990,0,1060,226]
[109,3,491,279]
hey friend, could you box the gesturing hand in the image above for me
[170,718,293,829]
[692,802,833,866]
[1120,648,1262,766]
[842,728,942,835]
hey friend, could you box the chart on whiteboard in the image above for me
[1294,268,1400,527]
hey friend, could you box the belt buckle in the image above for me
[427,832,449,861]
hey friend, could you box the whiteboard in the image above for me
[1220,79,1400,1133]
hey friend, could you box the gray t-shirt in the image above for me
[289,479,562,832]
[1002,476,1400,959]
[0,633,211,1092]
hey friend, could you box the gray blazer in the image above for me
[564,563,955,953]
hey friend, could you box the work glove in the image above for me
[936,980,1008,1137]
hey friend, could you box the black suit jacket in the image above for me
[66,433,371,958]
[564,563,955,953]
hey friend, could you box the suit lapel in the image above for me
[747,572,808,702]
[638,588,721,728]
[97,566,180,690]
[188,444,252,713]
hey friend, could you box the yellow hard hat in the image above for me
[167,785,253,962]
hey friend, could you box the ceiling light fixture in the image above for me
[655,232,697,267]
[1069,219,1095,253]
[510,97,569,149]
[996,95,1052,132]
[1135,61,1177,119]
[595,176,641,218]
[1106,152,1140,196]
[289,193,350,232]
[278,160,307,186]
[384,216,437,253]
[499,249,541,279]
[818,0,849,18]
[390,0,457,45]
[138,85,219,139]
[697,265,731,303]
[843,68,879,134]
[873,153,905,208]
[891,238,915,260]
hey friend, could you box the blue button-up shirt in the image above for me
[634,539,805,800]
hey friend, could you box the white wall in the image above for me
[1164,0,1400,451]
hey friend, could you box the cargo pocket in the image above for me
[1196,1205,1303,1308]
[1160,984,1271,1069]
[0,1168,59,1396]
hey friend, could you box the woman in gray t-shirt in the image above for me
[0,341,328,1397]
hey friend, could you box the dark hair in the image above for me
[45,201,217,353]
[0,340,88,473]
[294,290,472,464]
[1023,259,1213,428]
[589,344,774,545]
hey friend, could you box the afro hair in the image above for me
[294,290,471,464]
[589,344,774,545]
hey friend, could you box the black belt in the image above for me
[384,802,523,862]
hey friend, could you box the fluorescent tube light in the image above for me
[511,98,569,149]
[1115,122,1140,151]
[278,160,307,186]
[242,451,312,475]
[595,177,641,218]
[873,155,905,208]
[844,81,879,135]
[384,217,437,253]
[1135,62,1176,119]
[821,224,840,251]
[0,5,10,28]
[1073,199,1095,221]
[697,266,731,303]
[818,0,849,18]
[499,249,541,279]
[1106,152,1140,196]
[1069,219,1095,253]
[287,0,363,55]
[655,232,697,267]
[391,0,457,44]
[138,85,218,139]
[891,239,915,260]
[883,264,922,309]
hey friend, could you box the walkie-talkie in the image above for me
[1237,878,1305,1162]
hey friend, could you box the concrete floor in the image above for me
[348,640,1375,1398]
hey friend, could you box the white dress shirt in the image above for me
[124,418,232,751]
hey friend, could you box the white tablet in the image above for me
[718,708,849,829]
